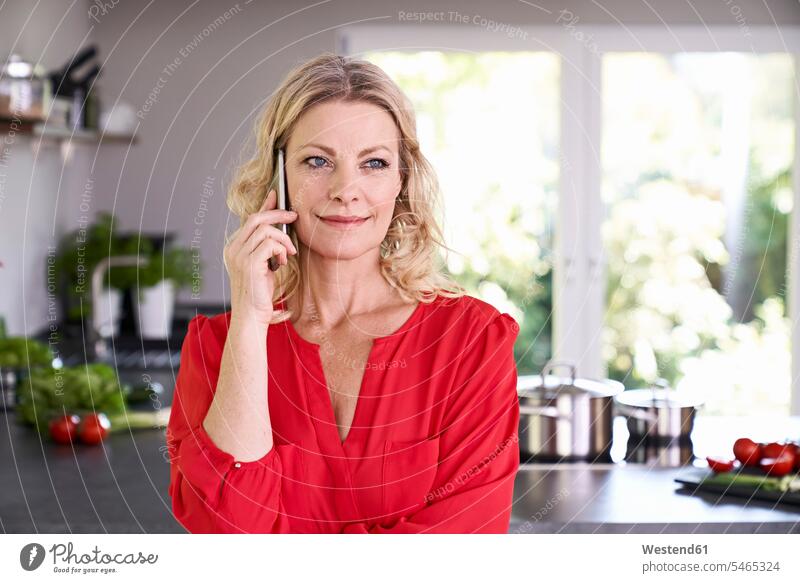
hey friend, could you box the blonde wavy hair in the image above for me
[226,52,466,324]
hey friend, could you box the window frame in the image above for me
[337,24,800,415]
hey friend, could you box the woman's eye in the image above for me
[303,156,388,170]
[364,158,389,170]
[305,156,329,169]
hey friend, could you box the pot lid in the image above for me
[517,374,624,399]
[614,387,704,409]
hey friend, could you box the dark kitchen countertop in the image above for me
[0,309,226,533]
[511,416,800,534]
[510,464,800,534]
[2,408,799,533]
[0,410,182,533]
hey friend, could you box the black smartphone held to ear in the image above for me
[268,148,290,272]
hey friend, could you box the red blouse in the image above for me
[166,293,521,533]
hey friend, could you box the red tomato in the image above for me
[732,438,762,467]
[48,413,81,444]
[760,452,795,477]
[761,442,793,459]
[78,413,111,445]
[794,444,800,472]
[706,456,735,473]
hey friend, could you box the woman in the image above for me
[166,52,521,534]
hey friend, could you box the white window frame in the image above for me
[338,24,800,414]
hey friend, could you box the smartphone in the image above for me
[268,148,290,271]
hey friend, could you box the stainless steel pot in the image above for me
[0,54,48,120]
[614,379,704,444]
[517,362,624,462]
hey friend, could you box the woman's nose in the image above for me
[328,165,362,203]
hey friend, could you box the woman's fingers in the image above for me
[238,189,289,239]
[225,189,275,255]
[251,235,287,267]
[225,189,297,265]
[240,208,297,248]
[239,190,276,240]
[242,214,297,251]
[244,222,297,255]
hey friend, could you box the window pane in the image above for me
[602,52,794,415]
[364,52,559,374]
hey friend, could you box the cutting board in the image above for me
[675,467,800,509]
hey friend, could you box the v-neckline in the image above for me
[324,339,378,447]
[280,297,427,450]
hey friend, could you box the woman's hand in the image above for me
[224,188,298,328]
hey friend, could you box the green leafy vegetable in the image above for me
[0,337,54,368]
[703,469,800,493]
[16,363,127,433]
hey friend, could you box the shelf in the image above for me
[34,124,137,144]
[0,117,137,145]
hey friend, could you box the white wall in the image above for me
[0,1,94,335]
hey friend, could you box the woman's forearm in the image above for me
[201,314,273,462]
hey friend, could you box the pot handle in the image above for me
[614,402,658,422]
[518,404,570,419]
[539,361,577,387]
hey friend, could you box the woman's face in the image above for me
[284,100,403,261]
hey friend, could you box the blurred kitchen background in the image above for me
[2,0,800,533]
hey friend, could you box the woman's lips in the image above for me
[318,215,369,229]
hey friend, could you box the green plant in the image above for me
[120,245,198,301]
[54,212,140,320]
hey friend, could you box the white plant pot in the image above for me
[134,280,176,339]
[93,287,123,338]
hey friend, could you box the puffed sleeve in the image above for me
[340,311,521,533]
[166,314,291,533]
